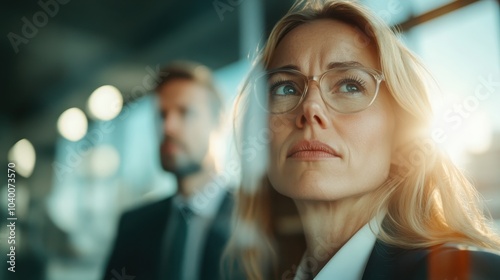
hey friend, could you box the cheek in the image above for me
[268,115,293,190]
[268,115,294,160]
[348,118,392,152]
[342,104,395,175]
[187,118,213,152]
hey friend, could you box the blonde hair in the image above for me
[224,1,500,279]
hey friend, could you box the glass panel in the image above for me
[407,0,500,222]
[360,0,413,25]
[410,0,454,15]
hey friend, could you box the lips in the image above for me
[162,142,178,154]
[161,139,184,155]
[287,140,341,159]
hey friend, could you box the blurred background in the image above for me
[0,0,499,279]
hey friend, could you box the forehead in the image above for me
[157,79,210,108]
[269,19,379,72]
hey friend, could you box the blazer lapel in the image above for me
[149,198,173,279]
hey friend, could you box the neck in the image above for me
[294,193,378,277]
[176,162,216,199]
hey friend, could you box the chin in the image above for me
[271,173,387,202]
[160,160,175,172]
[270,178,340,201]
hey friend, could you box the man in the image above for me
[102,61,234,280]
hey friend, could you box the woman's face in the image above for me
[267,19,396,201]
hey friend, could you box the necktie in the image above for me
[165,205,192,280]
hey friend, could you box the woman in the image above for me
[225,0,500,279]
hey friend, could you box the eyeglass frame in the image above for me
[253,66,385,114]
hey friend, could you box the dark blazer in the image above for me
[362,240,500,280]
[102,192,235,280]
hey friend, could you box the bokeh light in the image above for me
[87,145,120,178]
[57,108,88,141]
[8,138,36,178]
[87,85,123,121]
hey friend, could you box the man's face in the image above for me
[157,79,216,177]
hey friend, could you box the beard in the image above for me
[161,157,202,178]
[160,137,203,178]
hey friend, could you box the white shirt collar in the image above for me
[295,217,380,280]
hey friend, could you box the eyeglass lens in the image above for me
[256,68,379,114]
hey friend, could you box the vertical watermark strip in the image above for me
[6,163,17,273]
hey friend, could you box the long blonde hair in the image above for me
[224,1,500,279]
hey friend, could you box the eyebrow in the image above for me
[327,61,365,69]
[269,61,365,72]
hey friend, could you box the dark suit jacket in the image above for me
[362,240,500,280]
[102,192,234,280]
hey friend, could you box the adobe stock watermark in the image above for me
[213,0,244,21]
[189,128,273,210]
[374,0,404,26]
[395,74,499,179]
[52,65,169,182]
[52,121,116,181]
[189,118,276,211]
[117,64,169,120]
[7,0,71,54]
[109,267,135,280]
[231,71,499,187]
[189,135,244,212]
[431,74,498,144]
[336,0,403,59]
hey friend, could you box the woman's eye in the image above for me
[271,83,298,96]
[339,83,361,93]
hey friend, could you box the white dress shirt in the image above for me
[163,181,227,279]
[294,218,380,280]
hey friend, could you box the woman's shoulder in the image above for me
[420,243,500,279]
[362,241,500,280]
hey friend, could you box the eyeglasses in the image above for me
[253,66,384,114]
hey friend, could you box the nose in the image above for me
[163,113,181,136]
[295,82,331,129]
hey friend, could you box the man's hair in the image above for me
[155,60,223,120]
